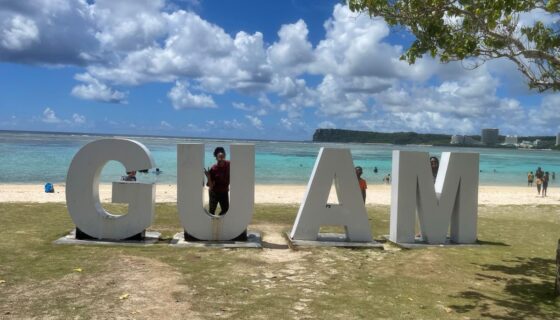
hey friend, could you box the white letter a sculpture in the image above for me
[390,151,479,245]
[290,148,373,243]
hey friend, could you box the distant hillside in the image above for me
[312,129,451,145]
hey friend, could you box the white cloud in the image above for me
[160,120,172,128]
[232,102,255,111]
[93,0,167,51]
[222,119,244,130]
[41,108,87,126]
[519,8,560,27]
[312,4,418,80]
[268,20,314,74]
[0,1,554,136]
[317,121,336,129]
[183,122,207,133]
[0,0,98,64]
[42,107,60,123]
[168,81,216,109]
[72,113,86,124]
[245,115,263,130]
[279,117,310,132]
[528,94,560,133]
[71,73,127,103]
[1,15,39,50]
[316,75,368,118]
[280,118,293,130]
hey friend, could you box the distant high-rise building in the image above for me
[481,128,499,145]
[504,135,518,145]
[556,133,560,146]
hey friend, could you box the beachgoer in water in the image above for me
[542,172,549,197]
[205,147,230,215]
[527,172,534,186]
[430,156,439,180]
[122,171,137,181]
[355,166,367,203]
[553,172,556,181]
[154,168,162,175]
[373,166,378,174]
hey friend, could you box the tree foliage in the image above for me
[348,0,560,92]
[313,128,452,144]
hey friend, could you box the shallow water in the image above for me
[0,131,558,186]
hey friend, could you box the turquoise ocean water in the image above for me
[0,131,558,186]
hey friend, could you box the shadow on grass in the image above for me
[449,257,559,319]
[476,239,510,246]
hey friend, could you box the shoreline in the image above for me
[0,183,558,205]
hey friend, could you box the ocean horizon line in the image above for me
[0,129,312,144]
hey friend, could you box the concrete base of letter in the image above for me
[286,232,383,249]
[169,231,262,248]
[383,235,480,249]
[53,229,161,246]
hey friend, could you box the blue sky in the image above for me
[0,0,559,140]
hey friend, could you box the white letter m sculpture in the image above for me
[389,151,479,245]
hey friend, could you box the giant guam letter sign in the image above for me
[177,143,254,241]
[289,148,373,242]
[65,139,481,246]
[389,151,479,245]
[66,139,156,240]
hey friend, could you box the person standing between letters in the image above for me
[430,156,439,181]
[205,147,230,215]
[355,166,367,203]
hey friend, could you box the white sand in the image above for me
[0,183,559,205]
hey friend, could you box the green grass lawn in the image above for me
[0,203,559,319]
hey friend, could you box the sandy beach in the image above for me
[0,183,559,205]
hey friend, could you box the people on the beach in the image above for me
[542,172,549,197]
[536,167,544,180]
[44,182,55,193]
[122,171,137,181]
[205,147,230,215]
[430,156,439,180]
[527,172,534,186]
[553,172,556,181]
[535,167,544,195]
[355,166,366,203]
[383,173,391,185]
